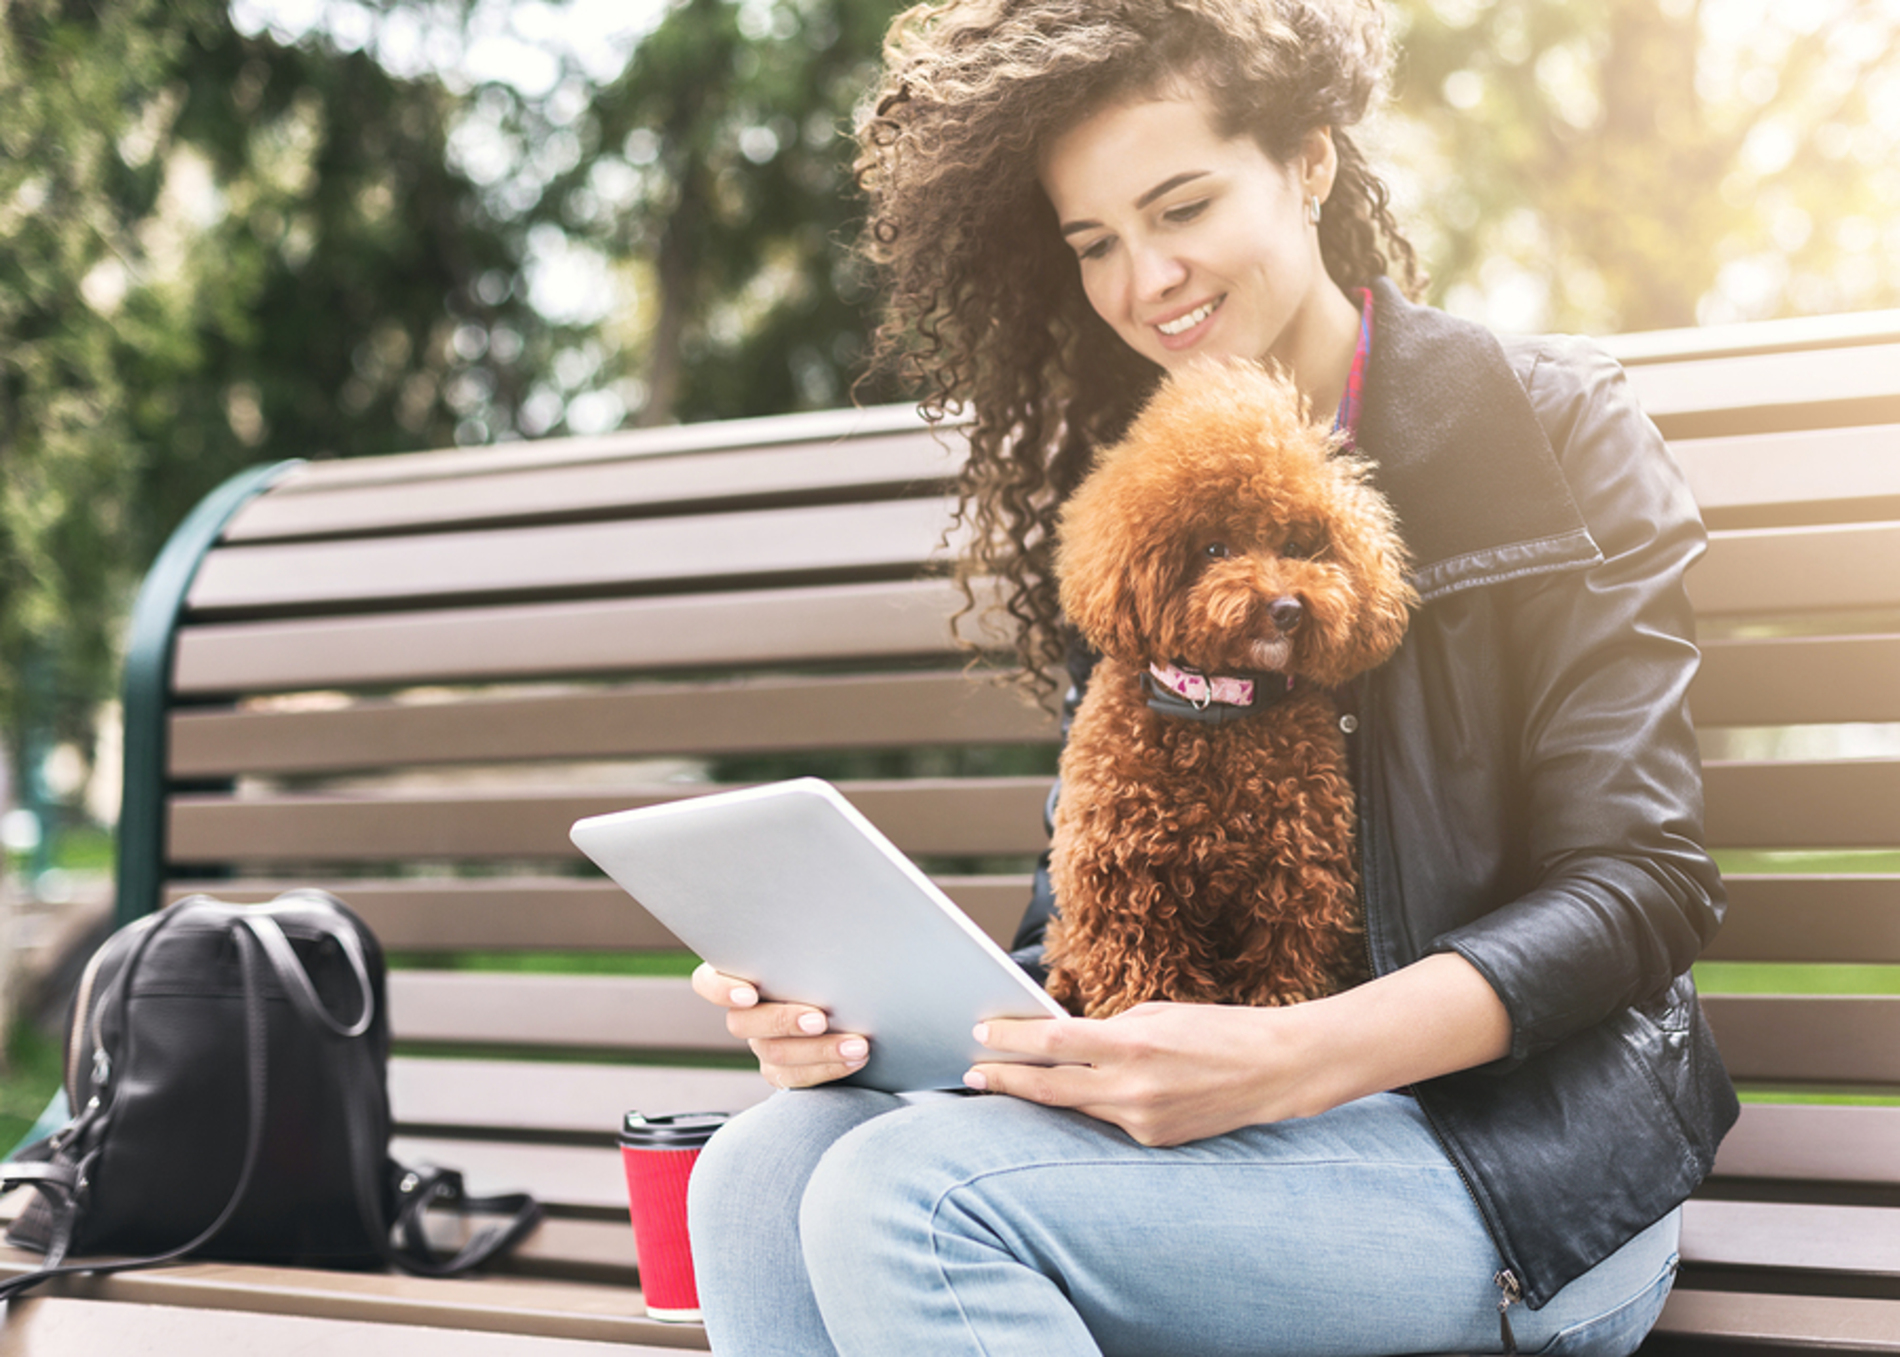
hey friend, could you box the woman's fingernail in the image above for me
[798,1011,827,1035]
[972,1022,989,1045]
[839,1037,868,1062]
[963,1069,988,1092]
[731,985,759,1007]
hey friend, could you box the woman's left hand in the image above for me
[966,953,1515,1147]
[966,1001,1333,1147]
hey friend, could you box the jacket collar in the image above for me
[1359,279,1601,603]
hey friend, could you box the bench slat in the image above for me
[1702,759,1900,849]
[1653,1290,1900,1353]
[163,874,1035,952]
[1606,309,1900,364]
[187,498,957,616]
[489,1216,637,1279]
[389,973,739,1052]
[1682,1199,1900,1279]
[1626,341,1900,439]
[169,672,1057,777]
[1674,423,1900,529]
[1693,634,1900,727]
[223,431,959,543]
[170,878,687,950]
[390,1137,626,1214]
[167,778,1054,863]
[1702,876,1900,964]
[1693,520,1900,617]
[263,401,932,491]
[0,1263,699,1350]
[170,579,986,694]
[0,1296,685,1356]
[389,1057,767,1135]
[1712,1102,1900,1185]
[1700,994,1900,1084]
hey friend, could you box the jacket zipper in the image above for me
[1495,1266,1523,1352]
[1356,683,1526,1341]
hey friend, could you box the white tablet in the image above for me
[569,778,1064,1092]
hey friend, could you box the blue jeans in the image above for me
[687,1089,1679,1356]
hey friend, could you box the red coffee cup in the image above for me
[619,1111,730,1321]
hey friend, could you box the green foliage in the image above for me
[0,0,189,775]
[518,0,909,425]
[1391,0,1900,331]
[0,0,545,799]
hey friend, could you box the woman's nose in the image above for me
[1130,243,1188,301]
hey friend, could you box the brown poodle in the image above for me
[1043,360,1416,1019]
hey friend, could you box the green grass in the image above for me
[1693,962,1900,995]
[0,1025,65,1156]
[386,950,701,976]
[1712,848,1900,875]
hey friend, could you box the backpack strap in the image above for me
[389,1163,545,1276]
[0,915,274,1304]
[241,909,544,1277]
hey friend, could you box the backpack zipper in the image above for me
[64,914,157,1106]
[64,937,115,1102]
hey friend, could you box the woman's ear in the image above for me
[1298,126,1339,212]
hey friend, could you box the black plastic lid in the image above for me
[620,1110,731,1148]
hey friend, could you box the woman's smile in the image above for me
[1155,296,1224,340]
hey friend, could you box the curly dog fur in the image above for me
[1044,360,1416,1018]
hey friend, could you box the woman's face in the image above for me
[1040,93,1354,395]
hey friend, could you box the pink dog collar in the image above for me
[1147,662,1258,710]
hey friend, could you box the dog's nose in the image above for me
[1268,597,1304,633]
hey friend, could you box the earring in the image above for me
[1308,194,1323,225]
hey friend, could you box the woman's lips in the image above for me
[1153,296,1223,349]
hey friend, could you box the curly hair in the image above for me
[853,0,1424,700]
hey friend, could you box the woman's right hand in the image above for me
[691,963,871,1089]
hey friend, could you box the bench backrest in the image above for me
[1606,315,1900,1297]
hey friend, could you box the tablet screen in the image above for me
[571,778,1063,1092]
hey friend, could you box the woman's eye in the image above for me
[1163,199,1209,225]
[1204,542,1230,559]
[1075,237,1112,263]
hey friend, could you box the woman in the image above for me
[686,1,1737,1352]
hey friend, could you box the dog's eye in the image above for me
[1282,536,1322,561]
[1203,542,1230,560]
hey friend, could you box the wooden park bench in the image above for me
[1,306,1897,1354]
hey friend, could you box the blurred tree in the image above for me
[1,0,544,822]
[2,0,190,820]
[517,0,907,426]
[1391,0,1900,332]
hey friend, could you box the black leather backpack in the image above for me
[0,891,541,1301]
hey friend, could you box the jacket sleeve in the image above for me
[1428,337,1726,1065]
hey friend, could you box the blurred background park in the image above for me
[0,0,1897,1109]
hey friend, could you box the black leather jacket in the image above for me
[1013,279,1739,1309]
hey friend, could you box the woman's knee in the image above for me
[797,1096,1083,1274]
[688,1088,900,1240]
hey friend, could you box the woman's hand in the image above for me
[691,963,870,1089]
[965,1002,1329,1146]
[966,952,1513,1146]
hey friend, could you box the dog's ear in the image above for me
[1054,470,1182,664]
[1316,462,1417,680]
